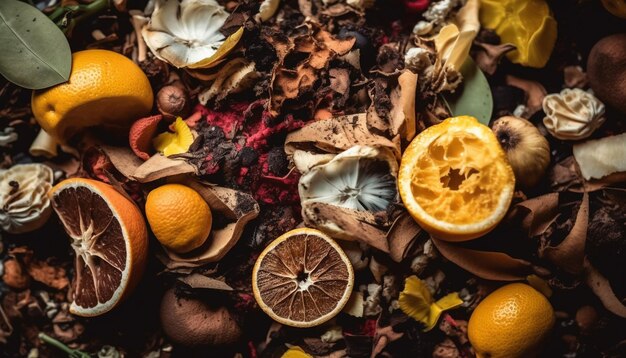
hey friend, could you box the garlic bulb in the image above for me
[0,164,54,234]
[142,0,229,68]
[542,88,605,140]
[299,146,398,212]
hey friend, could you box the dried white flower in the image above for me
[321,325,344,343]
[299,146,398,212]
[0,164,54,234]
[543,88,606,140]
[142,0,229,68]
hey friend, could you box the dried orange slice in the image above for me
[252,228,354,327]
[398,116,515,241]
[49,178,148,316]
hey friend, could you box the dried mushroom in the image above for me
[299,146,398,212]
[543,89,605,140]
[142,0,238,69]
[0,164,54,234]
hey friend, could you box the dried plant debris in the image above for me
[2,0,626,357]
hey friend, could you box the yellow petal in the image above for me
[399,276,434,324]
[479,0,557,68]
[187,27,245,69]
[400,276,464,332]
[282,346,312,358]
[153,117,194,157]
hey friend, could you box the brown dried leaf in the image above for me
[585,259,626,318]
[161,179,260,268]
[473,42,516,75]
[550,156,626,193]
[512,192,559,237]
[390,70,418,140]
[100,146,144,180]
[432,238,533,281]
[177,273,234,291]
[0,304,12,344]
[302,201,390,253]
[505,75,547,117]
[542,193,588,274]
[285,113,400,159]
[387,213,426,262]
[133,154,197,182]
[26,260,69,290]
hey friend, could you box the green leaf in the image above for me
[441,57,493,125]
[0,0,71,89]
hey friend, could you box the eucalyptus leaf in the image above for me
[0,0,71,89]
[441,57,493,125]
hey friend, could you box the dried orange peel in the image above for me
[479,0,557,68]
[398,116,515,241]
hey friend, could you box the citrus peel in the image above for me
[398,116,515,241]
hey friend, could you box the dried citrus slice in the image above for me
[398,116,515,241]
[252,228,354,327]
[49,178,148,316]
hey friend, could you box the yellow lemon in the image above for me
[398,116,515,241]
[468,283,555,358]
[145,184,212,254]
[32,49,153,143]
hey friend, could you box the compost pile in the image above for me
[0,0,625,357]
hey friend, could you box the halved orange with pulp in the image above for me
[398,116,515,241]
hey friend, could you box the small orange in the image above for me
[468,283,555,358]
[49,178,148,316]
[32,49,153,143]
[145,184,212,254]
[398,116,515,241]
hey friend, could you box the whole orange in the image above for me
[32,49,153,143]
[145,184,212,254]
[468,283,555,358]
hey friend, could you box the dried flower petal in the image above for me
[543,89,606,140]
[0,164,54,234]
[153,117,194,157]
[142,0,233,68]
[398,276,463,331]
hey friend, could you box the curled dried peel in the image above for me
[399,116,515,241]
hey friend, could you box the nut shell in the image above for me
[587,33,626,114]
[159,289,241,347]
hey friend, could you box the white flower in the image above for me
[142,0,229,68]
[299,146,398,212]
[543,88,606,140]
[0,164,54,234]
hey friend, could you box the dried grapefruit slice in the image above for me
[49,178,148,316]
[398,116,515,241]
[252,228,354,327]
